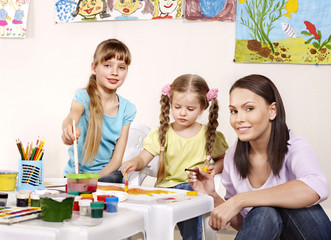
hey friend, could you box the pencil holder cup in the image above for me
[17,159,45,191]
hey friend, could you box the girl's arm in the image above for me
[121,149,155,175]
[62,101,84,145]
[210,179,319,230]
[98,124,130,179]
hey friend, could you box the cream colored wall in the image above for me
[0,0,330,216]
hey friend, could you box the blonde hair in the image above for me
[82,39,131,165]
[157,74,219,183]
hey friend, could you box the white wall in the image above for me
[1,0,330,216]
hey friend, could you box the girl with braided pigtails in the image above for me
[122,74,228,240]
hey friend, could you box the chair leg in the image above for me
[203,212,217,240]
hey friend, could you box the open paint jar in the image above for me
[105,196,119,213]
[40,194,74,222]
[0,192,8,206]
[66,173,99,193]
[0,170,18,191]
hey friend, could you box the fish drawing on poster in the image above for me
[185,0,236,21]
[0,0,30,38]
[234,0,331,64]
[55,0,156,23]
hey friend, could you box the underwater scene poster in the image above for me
[55,0,183,23]
[184,0,236,21]
[235,0,331,64]
[0,0,31,38]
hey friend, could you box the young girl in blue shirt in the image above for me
[62,39,136,183]
[122,74,228,240]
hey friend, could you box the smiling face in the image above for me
[229,88,276,145]
[114,0,142,16]
[78,0,104,18]
[0,0,8,7]
[92,57,128,93]
[171,91,204,129]
[158,0,177,15]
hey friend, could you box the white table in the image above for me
[108,184,215,240]
[1,190,145,240]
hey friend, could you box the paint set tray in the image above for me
[17,160,45,191]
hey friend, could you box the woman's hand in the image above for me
[188,167,216,195]
[209,195,242,231]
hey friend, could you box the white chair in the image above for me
[122,122,159,185]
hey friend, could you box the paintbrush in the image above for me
[73,120,79,174]
[124,173,129,193]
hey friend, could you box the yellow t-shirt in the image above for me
[143,124,228,187]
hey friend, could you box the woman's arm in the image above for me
[98,124,130,179]
[62,101,84,145]
[210,179,319,231]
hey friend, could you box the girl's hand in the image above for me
[121,160,138,176]
[62,121,81,145]
[209,196,241,230]
[188,167,216,195]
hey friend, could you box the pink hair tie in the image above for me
[161,84,171,98]
[160,147,165,152]
[206,88,218,101]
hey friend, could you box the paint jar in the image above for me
[66,173,99,193]
[105,196,119,213]
[0,192,8,207]
[40,194,74,222]
[90,201,104,218]
[68,191,80,196]
[16,193,29,207]
[0,171,18,191]
[79,199,92,216]
[187,191,198,197]
[72,196,82,211]
[96,195,111,210]
[30,193,40,207]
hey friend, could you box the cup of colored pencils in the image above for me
[16,137,46,161]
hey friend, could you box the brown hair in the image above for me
[157,74,219,183]
[82,39,131,165]
[229,74,289,178]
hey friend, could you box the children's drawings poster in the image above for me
[185,0,236,21]
[55,0,182,22]
[0,0,30,38]
[235,0,331,64]
[55,0,236,23]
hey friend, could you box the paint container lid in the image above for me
[30,193,40,200]
[16,193,29,199]
[187,191,198,196]
[105,196,119,203]
[68,191,80,196]
[79,199,92,207]
[74,196,82,201]
[97,195,111,202]
[0,170,18,174]
[80,193,93,198]
[0,193,8,199]
[90,201,104,208]
[66,173,100,179]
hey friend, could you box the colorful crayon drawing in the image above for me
[97,185,175,197]
[55,0,156,23]
[235,0,331,64]
[152,0,182,19]
[184,0,236,21]
[0,0,30,38]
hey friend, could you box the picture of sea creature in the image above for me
[284,0,298,18]
[304,21,320,40]
[281,22,297,38]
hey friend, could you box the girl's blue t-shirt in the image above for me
[63,89,136,175]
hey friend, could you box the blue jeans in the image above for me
[236,205,331,240]
[172,183,202,240]
[98,170,123,183]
